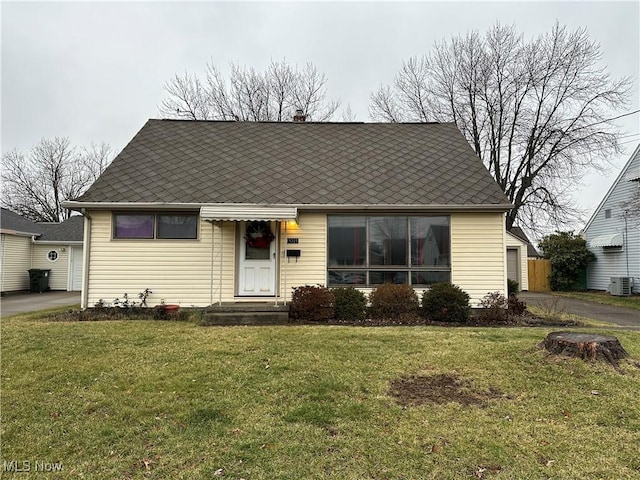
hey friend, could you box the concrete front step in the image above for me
[202,303,290,325]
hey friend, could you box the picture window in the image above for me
[327,215,451,286]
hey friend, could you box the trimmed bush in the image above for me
[332,287,367,321]
[421,283,470,323]
[507,279,520,296]
[289,285,335,322]
[368,283,419,319]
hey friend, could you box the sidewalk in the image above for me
[1,291,81,317]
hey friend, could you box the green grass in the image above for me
[2,314,640,479]
[553,291,640,311]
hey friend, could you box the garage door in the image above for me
[70,246,83,291]
[507,248,519,283]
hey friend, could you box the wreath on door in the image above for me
[245,221,275,249]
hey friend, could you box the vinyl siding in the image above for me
[451,212,506,305]
[585,147,640,292]
[278,213,327,302]
[0,234,32,292]
[505,232,529,291]
[86,211,216,307]
[85,212,326,307]
[85,210,507,307]
[31,244,69,291]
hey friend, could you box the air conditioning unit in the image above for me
[610,277,632,296]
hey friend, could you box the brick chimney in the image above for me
[293,109,307,122]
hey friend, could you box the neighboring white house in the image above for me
[583,144,640,294]
[63,118,515,309]
[0,209,84,294]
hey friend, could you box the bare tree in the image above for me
[160,59,340,122]
[341,104,358,122]
[370,23,632,233]
[1,137,113,222]
[621,188,640,226]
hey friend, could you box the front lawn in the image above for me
[1,315,639,479]
[553,291,640,311]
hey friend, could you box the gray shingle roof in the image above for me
[0,208,40,235]
[0,208,83,241]
[37,216,84,242]
[76,120,510,208]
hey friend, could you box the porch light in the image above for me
[287,219,299,229]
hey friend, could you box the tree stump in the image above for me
[539,331,628,366]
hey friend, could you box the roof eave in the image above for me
[33,240,83,245]
[63,201,513,213]
[0,228,40,237]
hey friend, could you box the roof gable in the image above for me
[584,143,640,232]
[75,120,510,209]
[508,226,540,257]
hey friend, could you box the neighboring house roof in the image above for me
[0,208,40,235]
[37,216,84,242]
[508,226,540,258]
[71,120,512,210]
[584,143,640,232]
[0,208,83,242]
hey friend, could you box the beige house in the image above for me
[0,209,84,293]
[64,119,514,309]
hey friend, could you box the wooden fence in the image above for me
[528,259,551,292]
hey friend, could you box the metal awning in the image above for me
[589,233,623,247]
[200,205,298,221]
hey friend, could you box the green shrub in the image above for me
[368,283,419,319]
[539,231,595,291]
[507,279,520,296]
[332,287,367,321]
[421,283,470,323]
[289,285,335,322]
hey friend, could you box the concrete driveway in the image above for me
[520,292,640,328]
[1,291,81,317]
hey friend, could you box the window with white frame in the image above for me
[327,215,451,286]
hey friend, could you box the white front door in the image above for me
[238,221,277,296]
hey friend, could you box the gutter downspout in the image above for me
[208,220,215,307]
[80,209,92,309]
[219,222,223,306]
[283,221,287,305]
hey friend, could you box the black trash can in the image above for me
[28,269,51,293]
